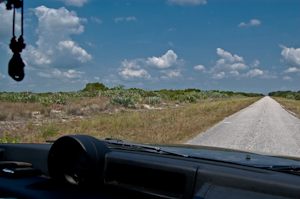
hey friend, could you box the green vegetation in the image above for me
[82,82,108,92]
[0,83,264,143]
[0,132,20,143]
[0,83,264,108]
[269,90,300,100]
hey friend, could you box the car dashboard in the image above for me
[0,135,299,199]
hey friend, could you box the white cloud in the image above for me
[242,69,277,79]
[146,50,181,69]
[230,70,239,76]
[250,19,261,26]
[120,68,151,81]
[63,69,85,78]
[118,59,152,81]
[283,67,300,73]
[94,77,99,80]
[0,73,6,79]
[57,40,92,63]
[28,84,36,87]
[37,68,85,79]
[238,19,261,27]
[23,6,91,69]
[212,72,225,79]
[280,45,300,68]
[250,59,260,68]
[121,59,142,70]
[160,70,182,80]
[243,69,263,77]
[229,63,248,70]
[194,65,205,70]
[59,0,88,7]
[166,0,207,6]
[0,4,21,40]
[126,16,137,21]
[34,6,85,34]
[214,48,247,71]
[115,16,137,22]
[115,17,125,22]
[283,76,292,81]
[90,17,102,24]
[216,48,244,63]
[168,42,173,46]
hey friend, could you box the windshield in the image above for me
[0,0,299,162]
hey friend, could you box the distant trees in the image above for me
[269,90,300,100]
[82,82,108,92]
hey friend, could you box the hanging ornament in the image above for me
[7,0,26,82]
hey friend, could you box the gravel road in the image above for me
[186,96,300,157]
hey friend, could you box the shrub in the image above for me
[110,97,135,108]
[146,97,162,105]
[286,94,295,99]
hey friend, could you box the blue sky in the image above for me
[0,0,299,94]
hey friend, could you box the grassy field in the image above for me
[0,97,262,144]
[272,97,300,118]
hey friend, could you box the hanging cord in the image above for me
[21,0,23,36]
[12,4,15,37]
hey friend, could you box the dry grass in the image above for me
[11,97,262,144]
[272,97,300,118]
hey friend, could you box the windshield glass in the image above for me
[0,0,299,162]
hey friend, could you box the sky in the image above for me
[0,0,299,94]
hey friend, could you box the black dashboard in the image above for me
[0,135,299,199]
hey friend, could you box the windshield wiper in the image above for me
[101,138,188,158]
[255,165,300,175]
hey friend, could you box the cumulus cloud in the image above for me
[214,48,247,71]
[120,68,151,81]
[118,59,152,81]
[57,40,92,63]
[283,67,300,73]
[0,4,21,40]
[250,59,260,68]
[243,69,263,77]
[280,45,300,68]
[23,6,92,69]
[94,77,99,80]
[59,0,88,7]
[146,50,182,69]
[230,70,240,76]
[238,19,261,27]
[212,72,225,79]
[115,16,137,22]
[166,0,207,6]
[216,48,244,63]
[160,70,182,80]
[283,76,292,81]
[206,48,277,80]
[194,65,205,70]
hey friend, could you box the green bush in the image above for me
[110,97,135,108]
